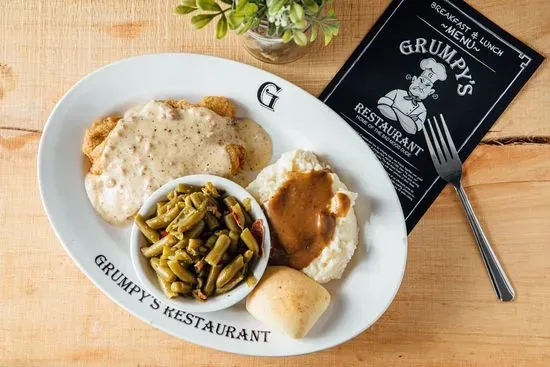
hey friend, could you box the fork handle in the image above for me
[454,184,515,302]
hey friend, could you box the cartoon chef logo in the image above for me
[377,57,447,134]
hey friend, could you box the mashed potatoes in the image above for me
[247,150,358,283]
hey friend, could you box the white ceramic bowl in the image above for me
[130,174,271,313]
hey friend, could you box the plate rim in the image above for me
[37,52,408,356]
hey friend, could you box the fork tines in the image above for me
[423,114,458,166]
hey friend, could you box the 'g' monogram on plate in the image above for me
[257,82,281,111]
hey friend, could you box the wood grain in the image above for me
[1,0,549,366]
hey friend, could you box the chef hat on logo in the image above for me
[420,58,447,83]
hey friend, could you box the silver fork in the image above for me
[423,114,515,302]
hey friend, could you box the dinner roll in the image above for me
[246,266,330,339]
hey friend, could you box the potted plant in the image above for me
[175,0,340,64]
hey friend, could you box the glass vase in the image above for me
[241,24,310,64]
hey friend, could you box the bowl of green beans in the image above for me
[130,174,271,313]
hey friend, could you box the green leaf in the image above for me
[293,30,307,46]
[196,0,222,12]
[191,13,217,28]
[175,5,197,14]
[241,3,258,16]
[268,0,286,17]
[332,23,340,36]
[237,17,254,34]
[181,0,198,7]
[282,29,293,43]
[289,3,304,23]
[227,11,244,29]
[323,22,339,36]
[220,0,233,4]
[216,15,228,38]
[236,0,248,12]
[292,19,307,29]
[302,0,319,14]
[310,25,318,42]
[323,30,333,45]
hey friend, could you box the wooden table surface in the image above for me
[1,0,549,366]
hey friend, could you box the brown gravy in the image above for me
[266,170,348,269]
[334,192,351,218]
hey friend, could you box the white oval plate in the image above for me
[38,53,407,356]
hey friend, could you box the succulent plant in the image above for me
[175,0,340,46]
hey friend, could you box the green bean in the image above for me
[161,196,183,215]
[228,231,239,254]
[157,201,168,215]
[141,181,261,302]
[243,249,254,263]
[146,204,183,229]
[204,234,231,266]
[150,257,160,267]
[240,228,260,255]
[170,238,188,251]
[161,245,174,260]
[171,249,194,264]
[170,281,193,294]
[152,258,176,282]
[204,212,219,230]
[175,205,207,233]
[242,197,252,213]
[243,198,252,227]
[216,266,246,294]
[224,214,241,233]
[231,203,246,229]
[190,192,205,209]
[204,265,222,296]
[176,183,198,194]
[215,229,229,237]
[157,274,177,299]
[135,214,160,244]
[141,234,177,258]
[184,195,194,208]
[216,255,244,288]
[185,220,205,239]
[167,189,177,201]
[167,259,197,284]
[164,195,185,211]
[187,239,202,256]
[202,182,220,198]
[204,234,218,249]
[156,201,168,216]
[223,196,238,209]
[197,277,205,290]
[159,258,169,267]
[166,207,192,233]
[165,204,188,233]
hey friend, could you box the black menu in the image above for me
[320,0,544,233]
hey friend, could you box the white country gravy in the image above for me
[85,101,271,225]
[236,118,272,171]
